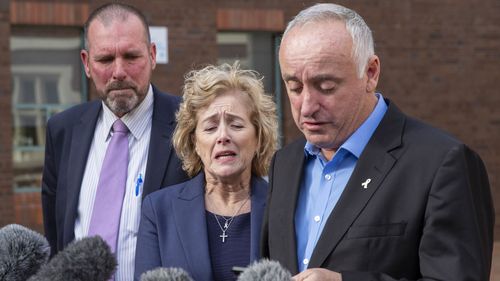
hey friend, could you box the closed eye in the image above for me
[203,126,217,132]
[289,86,303,94]
[286,80,303,95]
[95,56,114,64]
[312,76,339,94]
[318,86,335,94]
[231,124,244,129]
[124,53,141,61]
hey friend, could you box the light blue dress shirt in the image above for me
[295,94,388,272]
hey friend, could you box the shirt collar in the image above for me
[304,93,388,160]
[101,84,154,140]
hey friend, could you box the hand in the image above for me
[292,268,342,281]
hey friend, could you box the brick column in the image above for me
[0,0,13,227]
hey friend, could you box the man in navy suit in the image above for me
[261,3,494,281]
[41,3,187,280]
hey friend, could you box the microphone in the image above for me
[28,235,116,281]
[0,224,51,281]
[140,267,194,281]
[236,259,292,281]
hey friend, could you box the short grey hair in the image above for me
[283,3,374,78]
[83,3,151,51]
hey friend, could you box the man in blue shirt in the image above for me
[261,3,493,281]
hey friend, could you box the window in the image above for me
[217,31,283,144]
[11,27,86,191]
[217,32,275,93]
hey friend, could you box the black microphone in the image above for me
[140,267,194,281]
[236,259,292,281]
[0,224,51,281]
[28,235,116,281]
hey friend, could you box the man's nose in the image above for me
[112,59,127,81]
[300,88,320,117]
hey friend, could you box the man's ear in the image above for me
[365,55,380,93]
[80,49,91,78]
[150,42,157,70]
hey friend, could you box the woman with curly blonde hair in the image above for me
[135,62,278,281]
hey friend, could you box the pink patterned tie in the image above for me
[88,119,129,253]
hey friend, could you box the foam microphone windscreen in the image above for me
[28,235,116,281]
[0,224,51,281]
[140,267,194,281]
[237,259,292,281]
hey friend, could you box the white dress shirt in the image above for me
[75,85,154,281]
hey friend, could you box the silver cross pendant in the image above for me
[220,230,228,243]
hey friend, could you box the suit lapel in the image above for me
[142,89,176,198]
[309,101,406,268]
[64,101,101,244]
[171,173,213,280]
[272,138,306,273]
[249,176,267,262]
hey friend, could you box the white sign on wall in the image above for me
[149,26,168,64]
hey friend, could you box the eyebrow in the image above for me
[123,49,144,56]
[282,74,300,83]
[310,74,342,84]
[92,47,143,59]
[93,53,114,60]
[282,74,342,84]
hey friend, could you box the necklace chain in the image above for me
[211,194,250,243]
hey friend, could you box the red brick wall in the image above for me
[10,1,88,26]
[14,192,43,231]
[0,0,13,228]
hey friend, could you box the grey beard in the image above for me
[105,93,139,116]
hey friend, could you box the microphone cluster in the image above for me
[138,259,291,281]
[236,259,292,281]
[1,224,291,281]
[0,224,50,281]
[139,267,194,281]
[0,224,116,281]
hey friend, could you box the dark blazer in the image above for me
[261,100,494,281]
[134,172,268,281]
[41,86,189,255]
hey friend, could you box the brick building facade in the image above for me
[0,1,14,228]
[1,0,499,278]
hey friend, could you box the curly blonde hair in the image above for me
[172,62,278,178]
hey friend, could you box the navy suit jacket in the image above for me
[261,99,494,281]
[41,86,189,255]
[134,172,268,281]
